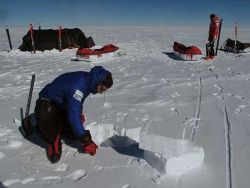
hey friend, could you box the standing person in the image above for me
[34,66,113,163]
[205,13,221,59]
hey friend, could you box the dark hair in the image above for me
[101,73,113,89]
[210,14,216,19]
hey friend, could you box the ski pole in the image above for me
[215,18,223,56]
[20,74,36,137]
[25,74,36,117]
[5,26,13,50]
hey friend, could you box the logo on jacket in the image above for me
[73,90,84,102]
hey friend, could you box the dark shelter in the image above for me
[18,28,95,52]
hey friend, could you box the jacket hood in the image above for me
[89,66,111,94]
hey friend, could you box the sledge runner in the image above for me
[33,66,113,163]
[205,13,221,60]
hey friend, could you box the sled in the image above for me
[76,44,119,62]
[173,42,202,61]
[219,38,250,54]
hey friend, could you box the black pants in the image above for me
[206,40,215,57]
[35,99,75,144]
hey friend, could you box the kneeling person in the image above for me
[35,66,113,163]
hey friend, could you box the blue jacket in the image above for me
[39,66,111,138]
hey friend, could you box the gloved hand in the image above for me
[83,141,98,156]
[78,130,98,156]
[208,37,215,43]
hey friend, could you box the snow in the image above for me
[139,132,205,175]
[1,26,250,188]
[65,169,87,181]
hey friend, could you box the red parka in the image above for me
[209,16,221,41]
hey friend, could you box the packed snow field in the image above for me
[0,26,250,188]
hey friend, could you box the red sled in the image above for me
[173,42,202,61]
[76,44,119,62]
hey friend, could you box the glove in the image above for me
[208,37,215,43]
[78,130,98,156]
[83,141,98,156]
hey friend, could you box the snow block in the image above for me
[139,132,204,175]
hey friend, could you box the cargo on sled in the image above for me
[173,42,202,61]
[76,44,119,62]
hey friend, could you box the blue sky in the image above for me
[0,0,250,28]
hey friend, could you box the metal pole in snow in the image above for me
[5,26,13,50]
[25,74,36,117]
[58,26,62,52]
[234,22,238,54]
[215,18,223,56]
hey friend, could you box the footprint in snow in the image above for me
[116,112,128,123]
[3,83,13,87]
[213,92,223,99]
[2,179,21,187]
[160,78,169,84]
[0,127,22,148]
[54,162,69,172]
[235,105,247,114]
[7,140,23,148]
[30,176,62,185]
[22,178,36,185]
[65,169,87,181]
[170,107,178,115]
[0,152,5,159]
[22,177,62,185]
[122,184,131,188]
[0,127,12,138]
[238,105,247,108]
[171,92,180,98]
[104,102,111,108]
[235,108,241,114]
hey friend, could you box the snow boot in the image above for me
[46,133,62,163]
[203,56,214,61]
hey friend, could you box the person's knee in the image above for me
[35,100,56,119]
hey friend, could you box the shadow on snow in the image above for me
[101,135,166,174]
[162,51,183,61]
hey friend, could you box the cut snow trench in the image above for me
[86,122,204,175]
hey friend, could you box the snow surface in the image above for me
[0,26,250,188]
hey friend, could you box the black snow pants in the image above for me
[206,40,215,57]
[34,98,75,144]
